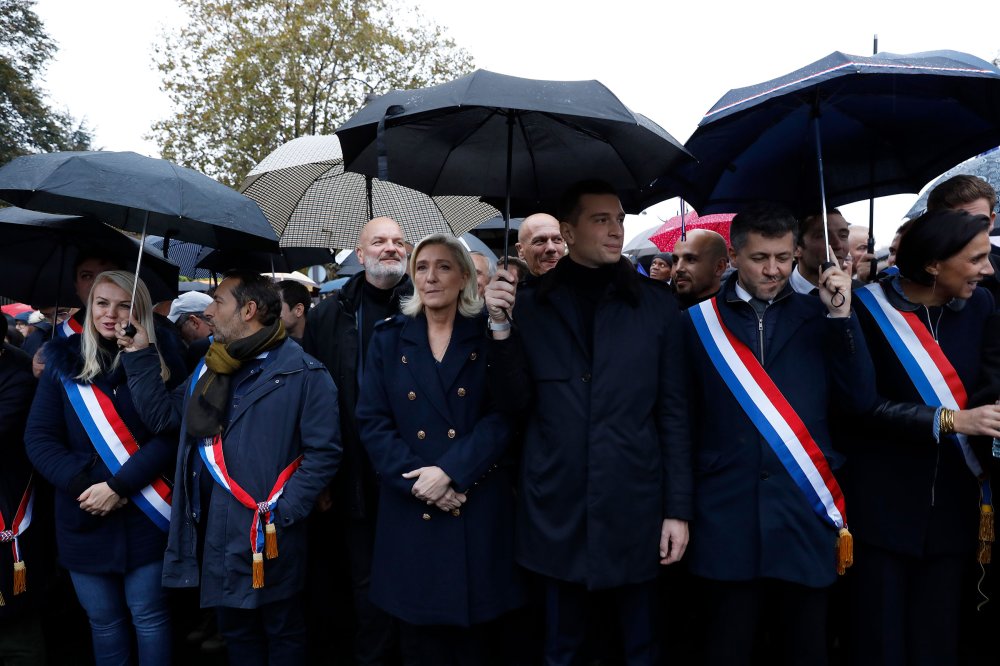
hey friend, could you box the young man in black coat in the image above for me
[485,180,692,666]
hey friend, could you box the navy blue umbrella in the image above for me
[679,50,1000,219]
[335,70,694,260]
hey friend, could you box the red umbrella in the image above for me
[2,303,32,317]
[650,211,735,252]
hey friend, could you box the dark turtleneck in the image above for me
[361,278,399,364]
[559,258,617,353]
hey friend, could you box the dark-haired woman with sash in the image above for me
[849,209,999,666]
[25,271,178,666]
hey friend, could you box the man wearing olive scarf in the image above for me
[121,271,341,666]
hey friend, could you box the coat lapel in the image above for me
[400,315,453,423]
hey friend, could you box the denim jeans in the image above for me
[69,560,172,666]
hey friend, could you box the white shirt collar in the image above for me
[789,264,817,295]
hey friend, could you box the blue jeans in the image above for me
[69,560,172,666]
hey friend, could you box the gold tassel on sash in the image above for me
[978,504,994,565]
[837,528,854,575]
[252,552,265,589]
[264,523,278,559]
[13,561,26,595]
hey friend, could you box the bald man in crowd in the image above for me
[672,229,730,309]
[515,213,566,278]
[303,216,411,665]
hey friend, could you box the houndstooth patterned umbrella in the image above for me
[240,135,499,249]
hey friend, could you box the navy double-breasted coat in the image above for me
[356,312,523,626]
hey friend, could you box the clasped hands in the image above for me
[403,466,466,512]
[78,482,127,517]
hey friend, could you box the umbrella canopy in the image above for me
[623,224,663,256]
[0,207,180,306]
[319,276,350,294]
[197,246,333,274]
[679,50,1000,215]
[335,70,694,217]
[905,146,1000,219]
[148,236,214,280]
[240,135,500,249]
[263,271,318,289]
[0,151,279,251]
[650,212,735,252]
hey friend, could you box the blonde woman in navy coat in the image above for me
[357,234,522,665]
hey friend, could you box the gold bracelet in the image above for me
[939,408,955,436]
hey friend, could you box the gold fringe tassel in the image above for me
[252,552,264,589]
[837,528,854,575]
[978,504,994,565]
[264,523,278,560]
[12,561,26,595]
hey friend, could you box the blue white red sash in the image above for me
[854,284,983,478]
[56,317,83,339]
[689,298,849,533]
[190,353,300,588]
[62,380,172,532]
[0,476,34,603]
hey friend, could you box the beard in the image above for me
[364,252,405,282]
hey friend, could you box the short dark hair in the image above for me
[926,175,997,214]
[74,248,120,272]
[798,208,842,245]
[895,209,991,286]
[729,202,799,251]
[557,179,619,225]
[277,279,311,310]
[221,270,281,325]
[652,252,674,266]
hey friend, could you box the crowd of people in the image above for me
[1,173,1000,666]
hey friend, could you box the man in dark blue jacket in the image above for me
[121,271,341,666]
[485,180,692,666]
[682,203,876,666]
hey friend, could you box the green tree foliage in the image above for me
[150,0,475,186]
[0,0,92,165]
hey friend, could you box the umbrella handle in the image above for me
[123,211,149,338]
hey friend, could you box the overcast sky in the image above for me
[31,0,1000,247]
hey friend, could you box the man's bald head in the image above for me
[356,216,406,288]
[672,229,729,304]
[516,213,565,276]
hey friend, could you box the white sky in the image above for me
[30,0,1000,248]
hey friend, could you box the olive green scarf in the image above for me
[186,320,286,438]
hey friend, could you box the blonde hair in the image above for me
[77,271,170,383]
[400,234,483,318]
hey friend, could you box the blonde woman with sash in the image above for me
[25,271,177,666]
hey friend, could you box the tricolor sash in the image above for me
[854,284,983,477]
[0,476,34,605]
[62,379,172,532]
[190,353,301,589]
[56,317,83,339]
[854,283,994,563]
[690,298,853,573]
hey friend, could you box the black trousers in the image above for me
[216,594,307,666]
[543,577,658,666]
[697,577,829,666]
[848,542,966,666]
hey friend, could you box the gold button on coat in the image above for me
[407,391,416,400]
[457,388,466,397]
[422,513,431,521]
[447,429,456,438]
[451,509,461,517]
[417,430,426,440]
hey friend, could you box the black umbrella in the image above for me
[677,49,1000,269]
[0,151,278,330]
[0,207,180,307]
[335,70,694,260]
[197,246,334,274]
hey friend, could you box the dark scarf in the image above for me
[186,320,286,438]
